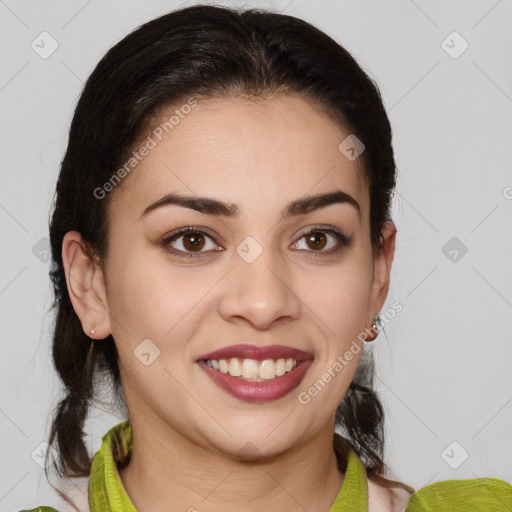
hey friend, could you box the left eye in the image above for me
[292,228,349,255]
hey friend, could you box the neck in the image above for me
[118,413,345,512]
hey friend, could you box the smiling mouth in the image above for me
[196,343,313,402]
[203,357,299,381]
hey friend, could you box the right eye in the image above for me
[161,227,223,259]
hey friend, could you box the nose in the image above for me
[218,244,301,330]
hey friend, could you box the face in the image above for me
[65,93,395,459]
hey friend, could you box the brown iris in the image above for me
[305,231,327,251]
[183,232,206,251]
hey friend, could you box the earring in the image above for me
[365,317,379,342]
[89,328,96,336]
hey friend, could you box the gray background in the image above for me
[1,0,511,509]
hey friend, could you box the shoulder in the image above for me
[18,509,59,512]
[404,477,512,511]
[368,476,414,512]
[18,476,90,512]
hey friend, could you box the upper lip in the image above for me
[197,344,313,362]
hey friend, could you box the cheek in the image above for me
[104,243,225,371]
[104,244,196,342]
[294,253,372,405]
[299,257,373,337]
[296,349,362,431]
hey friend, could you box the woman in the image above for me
[20,4,511,511]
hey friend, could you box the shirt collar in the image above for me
[88,420,368,511]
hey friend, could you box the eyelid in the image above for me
[162,225,220,242]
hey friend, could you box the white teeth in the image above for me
[275,358,286,376]
[205,357,299,380]
[229,358,242,376]
[259,359,275,380]
[219,359,229,373]
[242,359,259,379]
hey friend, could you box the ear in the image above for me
[368,221,396,322]
[61,231,111,339]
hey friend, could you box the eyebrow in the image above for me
[140,190,361,220]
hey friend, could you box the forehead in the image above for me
[108,93,368,220]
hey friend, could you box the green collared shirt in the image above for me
[22,420,512,511]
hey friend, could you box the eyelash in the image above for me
[160,225,351,260]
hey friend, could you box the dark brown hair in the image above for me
[47,2,405,491]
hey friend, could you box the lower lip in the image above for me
[197,359,313,403]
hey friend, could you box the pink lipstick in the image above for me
[196,344,313,403]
